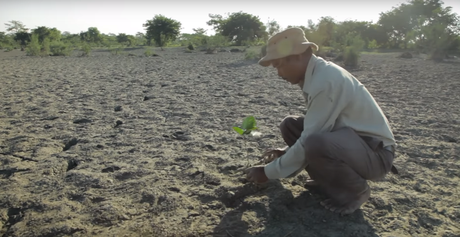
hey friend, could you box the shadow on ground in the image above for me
[213,180,379,237]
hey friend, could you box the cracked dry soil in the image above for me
[0,48,459,237]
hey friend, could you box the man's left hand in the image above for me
[244,166,268,183]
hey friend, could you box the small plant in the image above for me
[187,43,194,50]
[233,116,261,167]
[233,116,258,135]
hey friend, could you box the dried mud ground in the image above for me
[0,47,459,237]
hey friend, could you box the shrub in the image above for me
[50,41,73,56]
[187,43,194,50]
[26,34,41,56]
[81,43,91,56]
[260,45,267,57]
[244,50,259,60]
[343,46,359,67]
[341,34,364,68]
[42,38,50,55]
[144,48,153,56]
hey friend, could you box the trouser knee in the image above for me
[279,116,303,147]
[304,133,330,162]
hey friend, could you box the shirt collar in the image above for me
[302,54,319,93]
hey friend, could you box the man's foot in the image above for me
[320,187,371,215]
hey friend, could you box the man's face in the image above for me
[272,56,304,85]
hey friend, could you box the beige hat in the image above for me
[258,27,319,67]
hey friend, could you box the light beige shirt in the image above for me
[264,54,396,179]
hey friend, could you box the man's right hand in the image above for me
[262,146,288,164]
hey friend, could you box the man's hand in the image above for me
[262,146,287,163]
[244,166,268,184]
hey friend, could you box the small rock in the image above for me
[63,138,78,151]
[101,166,120,173]
[114,106,122,112]
[175,157,190,162]
[73,118,92,124]
[171,131,190,141]
[114,120,123,128]
[188,211,200,217]
[204,144,216,151]
[168,187,180,192]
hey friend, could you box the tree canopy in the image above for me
[143,15,182,48]
[207,11,267,45]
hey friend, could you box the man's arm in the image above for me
[264,81,354,179]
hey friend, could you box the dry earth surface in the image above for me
[0,47,459,237]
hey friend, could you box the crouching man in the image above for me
[245,28,397,215]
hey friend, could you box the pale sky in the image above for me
[1,0,459,36]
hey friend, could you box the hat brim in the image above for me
[258,42,319,67]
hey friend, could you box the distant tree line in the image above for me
[0,0,458,59]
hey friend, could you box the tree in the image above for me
[207,11,267,45]
[192,28,207,35]
[80,27,102,44]
[5,20,28,34]
[315,16,336,47]
[377,0,460,56]
[143,15,181,49]
[14,32,31,49]
[116,33,129,45]
[32,26,61,43]
[266,19,280,38]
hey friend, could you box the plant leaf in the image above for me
[242,116,256,130]
[233,126,245,135]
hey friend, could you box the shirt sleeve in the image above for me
[264,80,353,179]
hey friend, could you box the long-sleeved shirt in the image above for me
[264,54,396,179]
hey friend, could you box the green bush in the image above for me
[244,50,259,60]
[26,34,41,56]
[187,43,194,50]
[81,43,91,56]
[42,38,50,55]
[343,46,359,67]
[341,34,364,68]
[260,45,267,57]
[50,41,73,56]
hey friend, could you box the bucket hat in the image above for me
[259,27,319,67]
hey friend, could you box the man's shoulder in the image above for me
[304,57,359,98]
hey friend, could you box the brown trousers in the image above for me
[280,115,395,201]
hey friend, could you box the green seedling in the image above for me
[233,116,259,168]
[233,116,258,135]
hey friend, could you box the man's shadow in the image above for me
[212,179,380,237]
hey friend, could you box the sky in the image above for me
[1,0,459,36]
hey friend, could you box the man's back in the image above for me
[303,56,396,147]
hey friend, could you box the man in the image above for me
[245,28,397,215]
